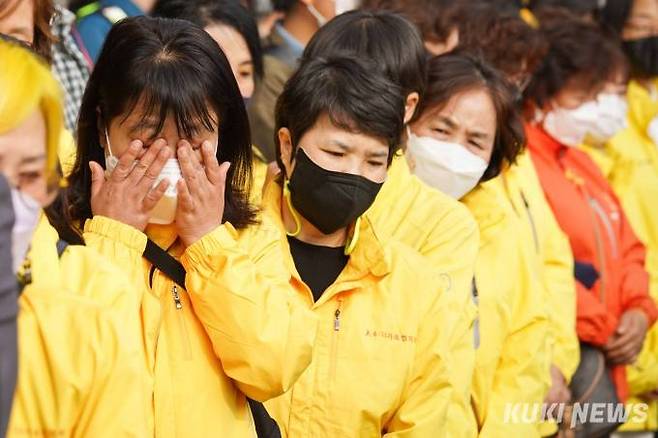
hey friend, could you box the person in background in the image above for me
[0,39,148,437]
[153,0,269,200]
[524,13,657,413]
[249,0,356,161]
[153,0,263,101]
[457,5,581,436]
[590,0,658,434]
[0,0,83,172]
[300,11,480,435]
[406,52,549,437]
[49,16,317,437]
[52,5,92,132]
[0,0,54,62]
[263,53,467,437]
[360,0,464,55]
[74,0,156,63]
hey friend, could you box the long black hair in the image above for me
[153,0,263,78]
[48,16,256,243]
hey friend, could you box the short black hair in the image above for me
[272,0,297,13]
[51,16,256,243]
[302,10,426,105]
[457,3,547,80]
[525,10,627,110]
[361,0,465,46]
[415,53,525,181]
[153,0,263,78]
[597,0,633,36]
[275,56,405,175]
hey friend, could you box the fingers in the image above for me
[142,179,169,212]
[606,339,641,364]
[202,141,222,184]
[604,331,634,352]
[177,179,194,212]
[138,144,171,192]
[110,140,142,182]
[89,161,105,200]
[178,141,202,195]
[128,139,166,184]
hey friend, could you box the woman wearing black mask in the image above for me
[261,55,468,435]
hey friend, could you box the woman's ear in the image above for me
[404,92,420,124]
[278,127,294,177]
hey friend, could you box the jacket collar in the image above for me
[262,179,391,295]
[627,79,658,133]
[145,223,181,255]
[525,122,566,160]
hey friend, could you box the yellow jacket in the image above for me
[262,181,473,437]
[82,213,317,437]
[365,153,480,436]
[582,79,658,431]
[8,217,148,437]
[461,181,550,438]
[498,152,579,382]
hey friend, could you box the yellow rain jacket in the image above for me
[82,213,317,437]
[460,181,550,438]
[262,180,472,437]
[498,152,579,386]
[365,153,480,436]
[8,217,148,437]
[581,79,658,431]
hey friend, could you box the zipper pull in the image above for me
[334,309,341,331]
[172,285,182,310]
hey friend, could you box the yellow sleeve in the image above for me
[479,251,550,438]
[180,221,318,402]
[82,216,148,287]
[384,278,474,437]
[9,289,147,438]
[541,206,580,383]
[419,203,480,438]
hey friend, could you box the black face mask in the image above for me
[287,149,384,235]
[623,37,658,77]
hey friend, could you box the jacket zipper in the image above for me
[521,191,540,252]
[588,198,619,259]
[172,285,183,309]
[172,284,192,360]
[579,188,608,305]
[329,299,343,382]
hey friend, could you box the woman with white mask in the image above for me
[48,16,317,438]
[406,52,550,437]
[0,39,152,436]
[525,14,657,433]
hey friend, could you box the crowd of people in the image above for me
[0,0,657,437]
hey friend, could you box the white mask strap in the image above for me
[104,126,115,157]
[306,4,328,26]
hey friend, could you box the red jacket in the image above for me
[526,124,657,400]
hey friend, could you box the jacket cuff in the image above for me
[83,216,148,254]
[181,223,238,272]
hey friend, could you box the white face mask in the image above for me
[10,188,41,273]
[587,93,628,145]
[542,100,600,148]
[647,116,658,147]
[406,129,489,199]
[104,128,215,225]
[335,0,359,15]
